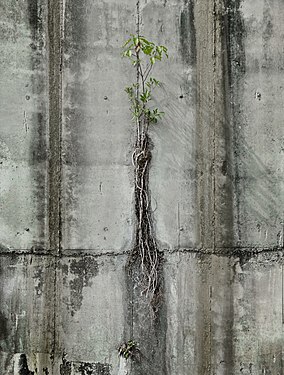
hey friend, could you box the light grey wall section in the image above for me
[231,0,284,248]
[56,255,127,370]
[142,1,197,250]
[0,255,55,371]
[0,0,284,374]
[164,252,283,375]
[62,0,135,252]
[0,0,48,250]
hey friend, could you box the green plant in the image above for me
[118,340,139,360]
[122,35,168,125]
[122,35,168,311]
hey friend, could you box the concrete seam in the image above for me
[212,0,217,253]
[0,247,283,259]
[48,0,63,253]
[47,0,63,368]
[282,264,284,324]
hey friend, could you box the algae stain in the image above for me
[18,354,34,375]
[68,257,99,315]
[179,0,196,66]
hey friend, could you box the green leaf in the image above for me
[140,89,151,103]
[122,38,131,48]
[139,36,151,45]
[150,57,155,64]
[142,45,154,55]
[160,45,168,57]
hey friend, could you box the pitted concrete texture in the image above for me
[0,0,48,251]
[228,0,284,249]
[0,0,284,374]
[62,0,135,251]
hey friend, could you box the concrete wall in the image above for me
[0,0,283,374]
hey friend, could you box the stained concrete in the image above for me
[62,0,135,252]
[230,0,284,248]
[0,0,284,374]
[0,0,48,251]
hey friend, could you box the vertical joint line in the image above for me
[282,264,284,325]
[48,0,63,365]
[177,203,180,248]
[212,0,217,251]
[48,0,63,254]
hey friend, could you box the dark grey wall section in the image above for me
[0,0,284,374]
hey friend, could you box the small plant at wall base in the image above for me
[118,340,140,360]
[122,35,168,312]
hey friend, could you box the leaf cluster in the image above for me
[122,34,168,65]
[124,83,164,124]
[118,340,139,360]
[122,35,168,125]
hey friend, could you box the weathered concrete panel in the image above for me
[164,252,284,375]
[232,254,283,374]
[0,255,55,373]
[164,252,198,375]
[142,0,197,250]
[228,0,284,248]
[0,0,48,250]
[56,255,127,372]
[1,0,284,374]
[62,0,135,251]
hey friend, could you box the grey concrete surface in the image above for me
[230,0,284,248]
[0,0,284,374]
[0,0,48,251]
[62,0,135,252]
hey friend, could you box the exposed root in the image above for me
[129,117,162,312]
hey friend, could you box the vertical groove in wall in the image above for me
[194,0,215,369]
[48,0,63,253]
[212,0,217,252]
[195,0,215,250]
[195,0,235,373]
[282,264,284,324]
[47,0,63,369]
[226,0,246,247]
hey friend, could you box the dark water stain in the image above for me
[179,0,196,66]
[32,266,44,296]
[75,362,111,375]
[262,0,274,70]
[27,0,40,40]
[30,113,47,164]
[0,312,8,341]
[70,257,98,280]
[215,1,245,370]
[62,0,89,242]
[225,0,246,246]
[18,354,34,375]
[60,353,72,375]
[48,0,62,250]
[27,0,48,248]
[69,257,99,314]
[226,0,246,86]
[127,260,167,375]
[60,354,111,375]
